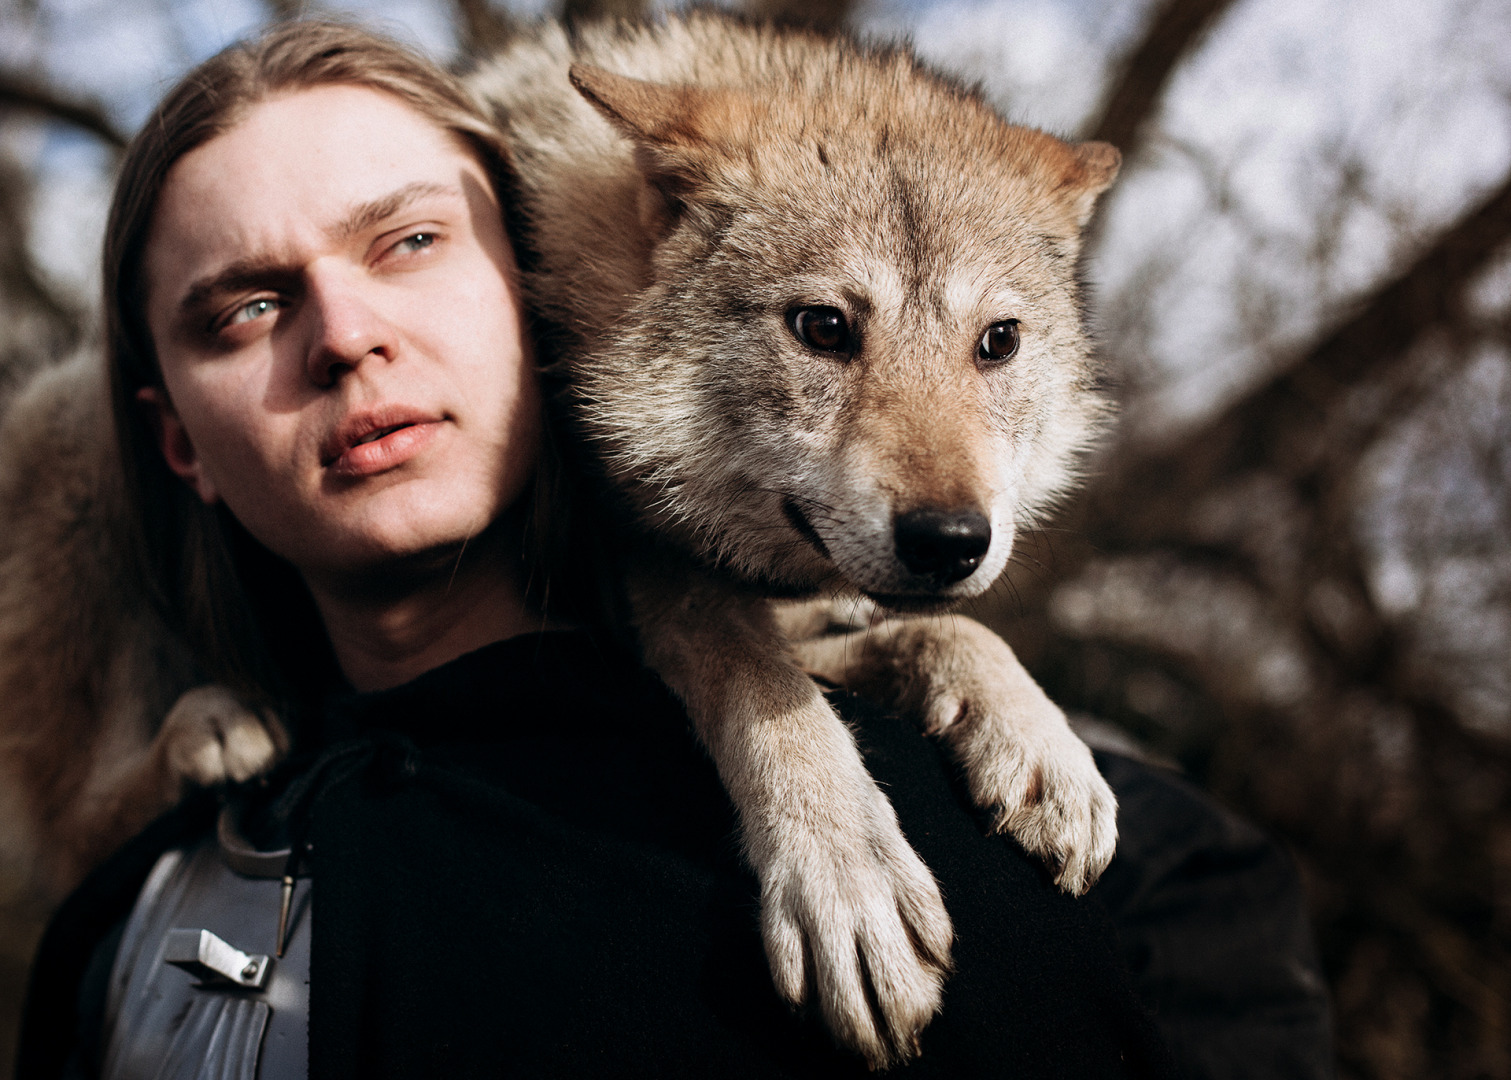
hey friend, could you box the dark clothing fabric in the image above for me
[302,631,1170,1078]
[1089,757,1334,1080]
[19,630,1330,1078]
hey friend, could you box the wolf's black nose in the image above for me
[893,508,991,586]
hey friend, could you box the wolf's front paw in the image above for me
[156,685,288,789]
[758,779,953,1070]
[935,689,1117,895]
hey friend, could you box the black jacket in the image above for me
[21,631,1329,1078]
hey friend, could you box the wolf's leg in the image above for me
[33,685,288,894]
[783,602,1117,896]
[92,688,284,855]
[148,685,289,791]
[631,572,952,1069]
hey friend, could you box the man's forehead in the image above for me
[159,85,471,229]
[144,84,486,310]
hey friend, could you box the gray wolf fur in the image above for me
[0,11,1118,1069]
[467,12,1120,1066]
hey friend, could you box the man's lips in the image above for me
[322,407,444,478]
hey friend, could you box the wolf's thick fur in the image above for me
[0,12,1118,1069]
[467,13,1120,1066]
[0,356,284,895]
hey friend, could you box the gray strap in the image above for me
[216,807,293,880]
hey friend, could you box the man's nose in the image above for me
[302,264,397,387]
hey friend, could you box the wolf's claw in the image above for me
[929,688,1117,896]
[757,765,953,1070]
[786,611,1119,898]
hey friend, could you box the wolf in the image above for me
[0,11,1119,1069]
[465,12,1121,1066]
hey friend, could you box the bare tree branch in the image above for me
[1087,0,1238,151]
[560,0,648,29]
[740,0,856,33]
[262,0,307,22]
[0,72,125,149]
[1084,170,1511,546]
[991,167,1511,714]
[452,0,518,54]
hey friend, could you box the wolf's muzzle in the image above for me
[893,508,991,587]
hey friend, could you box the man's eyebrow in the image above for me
[178,257,293,320]
[327,180,460,243]
[175,181,463,320]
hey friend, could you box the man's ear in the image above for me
[135,386,219,505]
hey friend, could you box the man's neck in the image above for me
[304,529,544,693]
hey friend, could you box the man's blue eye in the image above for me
[227,298,279,326]
[397,232,436,253]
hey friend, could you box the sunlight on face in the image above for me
[142,84,540,582]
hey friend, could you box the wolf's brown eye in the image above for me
[789,306,851,355]
[978,320,1020,363]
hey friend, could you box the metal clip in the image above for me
[164,928,272,990]
[276,875,295,958]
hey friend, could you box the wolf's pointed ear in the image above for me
[570,64,714,148]
[569,63,732,216]
[1066,141,1121,227]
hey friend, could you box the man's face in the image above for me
[143,83,539,583]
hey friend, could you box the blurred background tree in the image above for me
[0,0,1506,1075]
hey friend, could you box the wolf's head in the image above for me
[562,33,1118,610]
